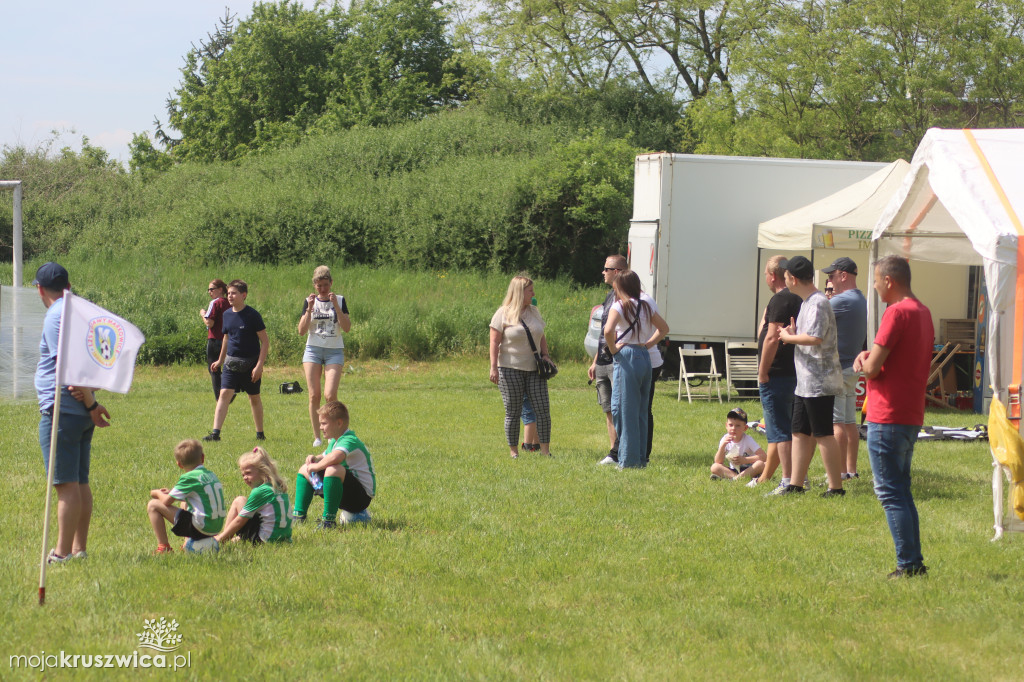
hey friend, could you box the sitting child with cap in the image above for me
[710,407,767,482]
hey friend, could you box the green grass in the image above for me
[0,359,1017,679]
[0,258,603,365]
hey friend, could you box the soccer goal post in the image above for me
[1,180,23,287]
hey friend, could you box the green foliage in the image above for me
[0,361,1013,677]
[161,0,468,162]
[6,257,606,365]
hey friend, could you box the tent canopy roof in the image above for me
[873,128,1024,267]
[757,160,910,251]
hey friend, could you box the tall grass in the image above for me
[0,258,605,365]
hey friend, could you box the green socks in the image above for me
[294,474,314,517]
[323,475,343,521]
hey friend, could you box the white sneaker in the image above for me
[313,437,323,448]
[746,478,759,488]
[597,456,616,466]
[71,550,87,560]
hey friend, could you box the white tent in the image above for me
[869,128,1024,539]
[758,160,910,251]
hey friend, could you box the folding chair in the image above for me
[725,341,760,400]
[678,348,722,403]
[926,342,961,408]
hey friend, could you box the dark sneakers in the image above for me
[821,488,846,498]
[888,565,928,579]
[777,484,805,495]
[202,432,220,442]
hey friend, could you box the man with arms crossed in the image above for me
[854,256,933,578]
[591,255,625,465]
[823,257,867,480]
[754,255,803,492]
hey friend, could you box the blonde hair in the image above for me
[238,447,288,493]
[500,274,533,326]
[318,400,349,422]
[312,265,332,283]
[174,439,204,468]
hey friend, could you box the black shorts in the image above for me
[238,515,264,545]
[337,473,372,514]
[171,509,216,541]
[792,395,836,438]
[221,368,261,395]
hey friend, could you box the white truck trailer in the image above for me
[628,153,888,345]
[626,152,974,381]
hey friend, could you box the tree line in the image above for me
[2,0,1022,280]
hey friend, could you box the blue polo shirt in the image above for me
[35,297,89,416]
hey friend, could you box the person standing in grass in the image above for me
[603,270,669,469]
[147,439,225,554]
[33,262,112,564]
[754,255,803,492]
[822,257,867,480]
[777,255,845,496]
[216,447,292,545]
[293,401,375,529]
[298,265,350,448]
[201,279,231,401]
[589,254,626,465]
[489,274,553,458]
[854,256,933,579]
[205,279,269,442]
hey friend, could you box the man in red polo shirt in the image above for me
[854,256,934,579]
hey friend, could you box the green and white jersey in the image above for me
[169,465,226,534]
[240,483,292,542]
[329,429,377,498]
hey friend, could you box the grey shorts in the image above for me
[594,363,614,413]
[832,368,860,424]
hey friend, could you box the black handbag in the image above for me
[521,321,558,380]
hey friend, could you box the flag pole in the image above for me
[38,292,71,605]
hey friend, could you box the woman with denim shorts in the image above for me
[298,265,351,447]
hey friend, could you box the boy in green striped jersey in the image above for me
[147,440,226,554]
[216,447,292,545]
[294,401,377,529]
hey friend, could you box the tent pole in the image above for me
[867,240,879,345]
[755,248,763,339]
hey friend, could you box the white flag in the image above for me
[57,291,145,394]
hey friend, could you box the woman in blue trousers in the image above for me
[603,270,669,469]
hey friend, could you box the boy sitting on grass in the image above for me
[293,401,376,529]
[710,408,767,482]
[147,439,226,554]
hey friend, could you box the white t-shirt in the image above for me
[719,433,761,463]
[610,293,663,368]
[490,306,546,371]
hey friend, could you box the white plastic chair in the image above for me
[725,341,760,400]
[678,348,722,403]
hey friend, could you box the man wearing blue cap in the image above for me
[33,262,112,564]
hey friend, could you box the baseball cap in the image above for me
[780,255,814,281]
[822,257,858,276]
[31,262,69,290]
[727,407,748,422]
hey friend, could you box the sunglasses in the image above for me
[603,267,620,272]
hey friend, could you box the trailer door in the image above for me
[627,220,659,298]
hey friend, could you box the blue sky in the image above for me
[0,1,315,166]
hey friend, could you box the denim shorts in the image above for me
[302,344,345,366]
[39,411,94,485]
[832,368,860,424]
[759,375,797,444]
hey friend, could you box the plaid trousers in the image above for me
[498,367,551,447]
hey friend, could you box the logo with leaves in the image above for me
[135,617,183,652]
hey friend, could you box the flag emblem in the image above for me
[87,317,126,369]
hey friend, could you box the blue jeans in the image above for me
[521,395,536,425]
[758,375,797,444]
[611,345,652,469]
[867,422,924,569]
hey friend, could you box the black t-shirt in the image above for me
[757,288,802,377]
[222,305,266,358]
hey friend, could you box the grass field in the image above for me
[0,359,1019,680]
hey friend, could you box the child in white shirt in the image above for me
[710,407,767,481]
